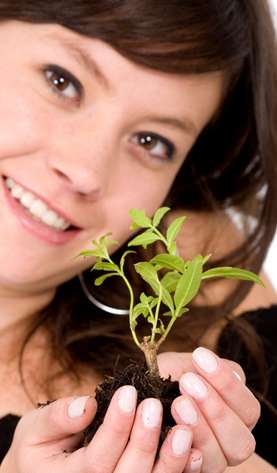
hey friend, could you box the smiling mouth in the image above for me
[4,176,77,232]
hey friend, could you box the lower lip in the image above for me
[2,177,81,245]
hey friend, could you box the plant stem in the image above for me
[156,315,177,350]
[141,337,160,377]
[151,226,168,249]
[150,286,163,344]
[120,273,141,349]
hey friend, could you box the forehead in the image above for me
[1,21,226,133]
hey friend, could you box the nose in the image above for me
[47,122,115,200]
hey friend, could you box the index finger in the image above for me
[190,347,260,428]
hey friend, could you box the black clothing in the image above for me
[0,414,20,461]
[217,304,277,467]
[0,305,276,465]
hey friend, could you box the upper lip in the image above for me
[4,176,82,229]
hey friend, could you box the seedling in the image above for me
[80,207,263,378]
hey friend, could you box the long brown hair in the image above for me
[1,1,277,399]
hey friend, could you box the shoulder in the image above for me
[234,272,277,316]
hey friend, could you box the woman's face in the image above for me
[0,20,225,294]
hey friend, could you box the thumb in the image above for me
[15,395,97,446]
[157,351,194,380]
[157,350,246,384]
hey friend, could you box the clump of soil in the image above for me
[83,361,180,448]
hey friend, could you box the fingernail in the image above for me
[192,347,218,373]
[233,370,242,381]
[118,385,137,413]
[172,429,192,456]
[68,395,90,418]
[180,373,208,399]
[175,398,198,425]
[142,398,162,428]
[190,453,203,471]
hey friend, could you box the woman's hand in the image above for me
[0,387,201,473]
[158,348,260,473]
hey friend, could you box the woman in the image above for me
[0,1,276,472]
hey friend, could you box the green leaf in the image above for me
[162,310,174,317]
[134,262,160,294]
[147,315,155,324]
[150,254,185,273]
[176,307,189,318]
[140,293,158,310]
[120,250,136,272]
[166,216,186,247]
[158,318,166,333]
[79,249,99,258]
[92,261,119,272]
[98,233,118,248]
[152,207,170,227]
[129,222,139,231]
[149,298,159,310]
[168,241,177,256]
[94,273,119,286]
[128,231,160,248]
[129,208,152,228]
[133,302,148,319]
[203,254,212,265]
[79,248,108,259]
[174,255,203,315]
[201,267,264,285]
[161,272,181,292]
[135,262,174,312]
[154,327,163,334]
[154,318,166,335]
[161,286,174,313]
[140,292,150,304]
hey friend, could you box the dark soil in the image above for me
[83,361,180,449]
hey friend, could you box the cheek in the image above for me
[102,165,178,244]
[0,86,43,159]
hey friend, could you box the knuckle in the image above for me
[107,418,131,436]
[214,464,228,473]
[84,453,111,473]
[209,458,228,473]
[88,462,110,473]
[229,434,256,466]
[131,431,158,454]
[205,397,226,423]
[156,454,176,472]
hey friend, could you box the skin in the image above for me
[0,20,275,473]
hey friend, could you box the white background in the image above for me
[263,0,277,289]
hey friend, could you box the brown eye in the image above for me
[132,132,175,160]
[139,135,159,151]
[48,70,69,92]
[44,64,83,101]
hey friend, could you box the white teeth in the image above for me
[4,177,71,231]
[20,192,35,208]
[41,210,59,227]
[29,199,48,217]
[6,177,14,189]
[11,184,24,199]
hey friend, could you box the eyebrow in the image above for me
[46,34,111,90]
[143,115,197,136]
[47,35,198,137]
